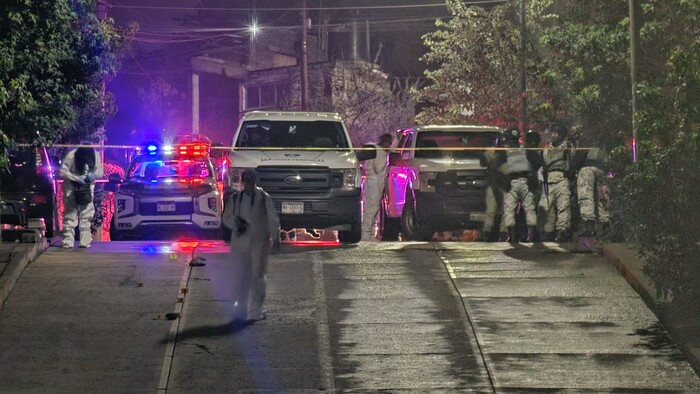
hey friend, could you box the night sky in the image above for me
[105,1,452,147]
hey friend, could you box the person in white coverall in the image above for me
[222,170,280,325]
[362,133,393,241]
[60,147,103,249]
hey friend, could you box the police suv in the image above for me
[109,140,222,240]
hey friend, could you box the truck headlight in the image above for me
[418,172,437,192]
[330,169,358,190]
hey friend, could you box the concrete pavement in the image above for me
[0,237,698,380]
[0,231,48,311]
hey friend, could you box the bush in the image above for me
[614,135,700,302]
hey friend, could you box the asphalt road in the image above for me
[0,240,697,392]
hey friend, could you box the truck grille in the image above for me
[437,170,488,192]
[256,166,331,195]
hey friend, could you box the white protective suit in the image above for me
[362,143,389,240]
[60,148,103,248]
[222,187,280,323]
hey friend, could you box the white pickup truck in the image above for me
[381,125,502,241]
[226,111,366,244]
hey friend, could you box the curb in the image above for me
[601,243,700,376]
[600,244,664,311]
[0,238,49,312]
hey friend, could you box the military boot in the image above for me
[525,226,536,242]
[508,227,519,243]
[581,220,595,237]
[541,232,555,242]
[555,229,570,243]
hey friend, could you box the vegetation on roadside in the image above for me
[0,0,134,170]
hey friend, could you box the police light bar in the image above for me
[176,143,210,158]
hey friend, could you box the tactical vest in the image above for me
[505,148,532,174]
[544,144,568,172]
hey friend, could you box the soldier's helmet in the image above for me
[525,130,541,147]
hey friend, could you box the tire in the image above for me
[400,195,433,241]
[109,216,123,241]
[338,218,362,244]
[379,200,400,241]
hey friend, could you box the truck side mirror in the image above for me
[355,144,377,161]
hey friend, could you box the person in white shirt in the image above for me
[222,170,280,325]
[59,147,103,249]
[362,133,393,241]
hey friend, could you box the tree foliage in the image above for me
[614,0,700,303]
[331,61,415,146]
[415,0,560,128]
[536,0,631,149]
[0,0,134,168]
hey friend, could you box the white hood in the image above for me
[411,157,485,171]
[230,149,358,168]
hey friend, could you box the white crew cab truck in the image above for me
[226,111,367,244]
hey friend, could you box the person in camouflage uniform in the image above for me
[571,145,611,236]
[540,124,572,242]
[492,129,541,242]
[482,135,509,242]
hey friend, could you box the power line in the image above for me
[109,1,505,12]
[133,16,454,37]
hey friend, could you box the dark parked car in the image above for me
[0,146,59,238]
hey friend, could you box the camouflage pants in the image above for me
[577,166,610,223]
[484,186,507,233]
[540,178,571,232]
[503,178,536,228]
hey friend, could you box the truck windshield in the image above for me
[415,131,499,159]
[236,120,350,150]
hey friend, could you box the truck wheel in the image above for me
[109,217,124,241]
[401,200,433,241]
[338,219,362,244]
[379,202,400,241]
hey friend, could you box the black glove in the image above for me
[234,216,249,236]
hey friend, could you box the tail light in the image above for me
[32,195,48,204]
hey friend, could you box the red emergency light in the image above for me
[176,143,209,157]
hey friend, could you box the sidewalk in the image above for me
[0,231,49,312]
[602,243,700,376]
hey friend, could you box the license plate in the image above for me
[281,202,304,214]
[157,202,177,212]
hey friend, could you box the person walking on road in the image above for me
[59,146,103,249]
[222,170,280,326]
[362,133,393,241]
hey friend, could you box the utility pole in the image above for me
[629,0,640,162]
[300,0,309,111]
[518,0,527,136]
